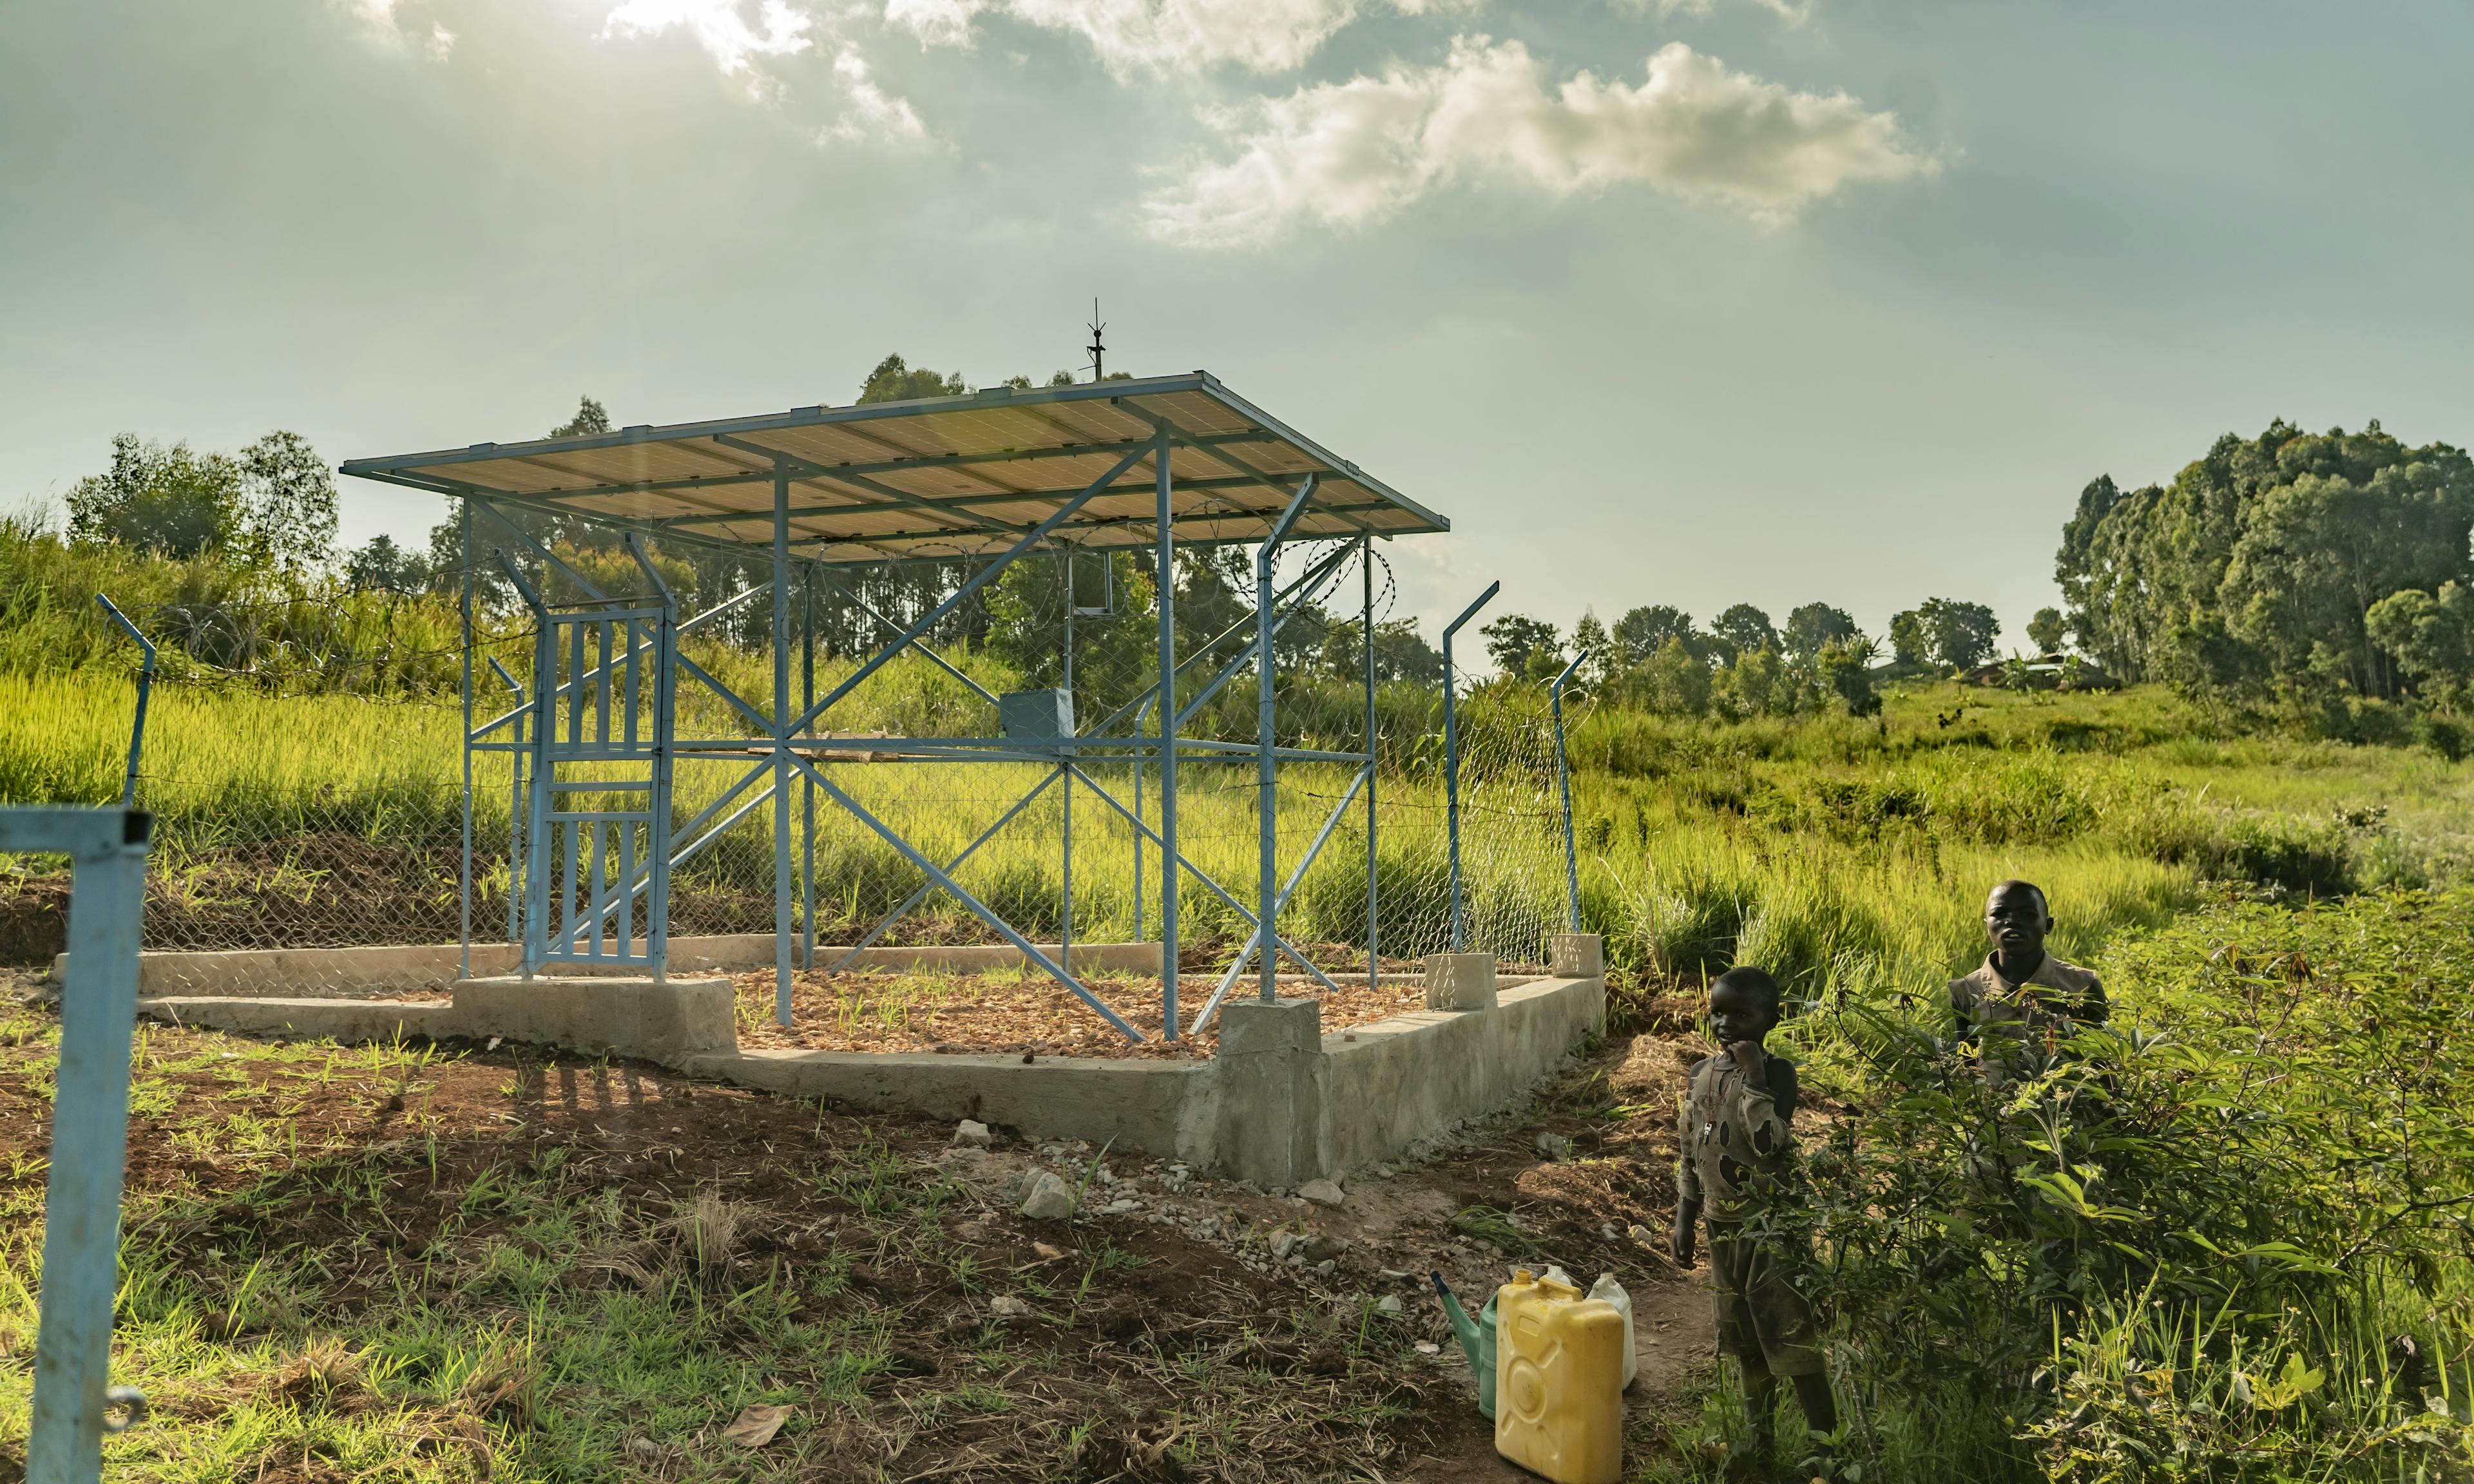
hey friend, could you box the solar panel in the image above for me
[340,372,1445,564]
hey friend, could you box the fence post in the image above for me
[1440,582,1500,954]
[17,806,151,1484]
[1155,431,1180,1040]
[91,596,154,811]
[1551,649,1587,934]
[1256,477,1318,1004]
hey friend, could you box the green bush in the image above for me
[1770,889,2474,1481]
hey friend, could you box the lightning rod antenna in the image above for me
[1086,300,1106,382]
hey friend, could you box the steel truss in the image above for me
[452,420,1400,1044]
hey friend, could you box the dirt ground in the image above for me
[730,967,1446,1058]
[0,973,1726,1482]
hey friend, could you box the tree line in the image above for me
[1464,595,2008,720]
[2054,418,2474,725]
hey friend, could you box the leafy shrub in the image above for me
[1779,889,2474,1481]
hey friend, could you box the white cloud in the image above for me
[887,0,1469,77]
[821,43,931,142]
[1645,0,1812,25]
[335,0,454,60]
[600,0,817,77]
[883,0,989,48]
[1144,37,1933,247]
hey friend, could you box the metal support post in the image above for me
[499,548,553,978]
[1133,694,1152,942]
[17,806,151,1484]
[1256,477,1318,1003]
[1441,581,1500,954]
[454,506,474,980]
[801,564,816,970]
[1361,538,1378,987]
[1155,433,1180,1038]
[624,534,678,979]
[92,596,154,811]
[488,658,524,947]
[1187,763,1367,1036]
[772,470,794,1026]
[1060,550,1073,973]
[1551,649,1587,933]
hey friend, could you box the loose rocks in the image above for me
[952,1119,993,1148]
[1019,1171,1077,1221]
[1299,1178,1347,1208]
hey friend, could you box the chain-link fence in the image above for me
[1,538,1577,985]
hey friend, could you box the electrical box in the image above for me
[998,689,1075,739]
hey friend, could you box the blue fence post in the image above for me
[1361,538,1378,989]
[1440,582,1499,954]
[1155,430,1180,1040]
[1551,649,1588,934]
[15,806,151,1484]
[91,596,154,811]
[1256,477,1318,1004]
[771,468,794,1027]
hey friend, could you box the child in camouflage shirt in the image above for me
[1671,966,1837,1476]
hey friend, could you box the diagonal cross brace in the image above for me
[830,768,1060,971]
[820,571,1001,707]
[1081,537,1357,739]
[1062,763,1343,996]
[792,755,1145,1042]
[792,442,1152,737]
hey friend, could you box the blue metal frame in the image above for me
[1256,476,1318,1003]
[1441,582,1500,953]
[495,547,675,975]
[91,597,154,811]
[1551,649,1588,934]
[12,806,151,1484]
[390,391,1471,1045]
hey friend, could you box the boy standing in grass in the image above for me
[1949,879,2107,1086]
[1672,966,1837,1478]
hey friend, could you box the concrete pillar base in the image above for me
[1215,996,1331,1187]
[1423,953,1497,1012]
[451,975,736,1061]
[1549,933,1604,979]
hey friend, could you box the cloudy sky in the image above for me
[5,0,2471,643]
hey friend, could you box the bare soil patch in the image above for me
[731,966,1444,1059]
[0,989,1719,1481]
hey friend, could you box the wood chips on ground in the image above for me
[731,968,1439,1058]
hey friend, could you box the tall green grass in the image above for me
[6,664,2468,966]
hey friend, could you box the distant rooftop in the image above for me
[340,372,1446,566]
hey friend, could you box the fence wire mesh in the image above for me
[1,532,1577,1000]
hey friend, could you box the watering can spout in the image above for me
[1430,1271,1500,1419]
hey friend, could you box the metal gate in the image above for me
[518,595,676,976]
[10,806,151,1484]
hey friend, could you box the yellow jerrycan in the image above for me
[1494,1269,1625,1484]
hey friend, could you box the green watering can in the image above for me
[1430,1271,1499,1419]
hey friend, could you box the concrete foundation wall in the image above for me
[140,996,461,1043]
[75,937,1164,998]
[1326,974,1604,1174]
[132,940,1606,1181]
[686,1049,1214,1162]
